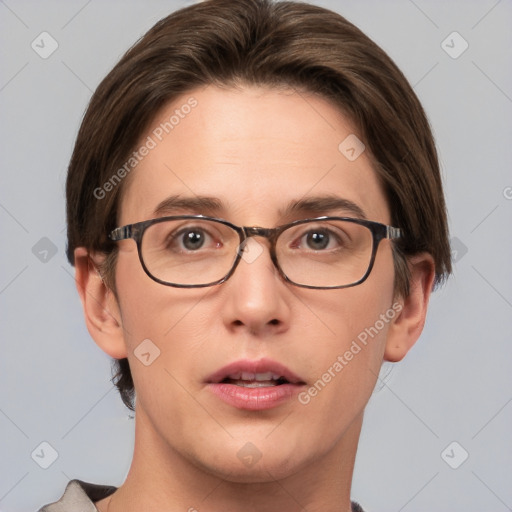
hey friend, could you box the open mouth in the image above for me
[220,372,291,388]
[207,359,304,387]
[206,359,306,410]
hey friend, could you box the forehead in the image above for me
[119,85,389,226]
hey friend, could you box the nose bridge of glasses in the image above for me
[242,226,275,240]
[235,226,282,283]
[238,226,279,259]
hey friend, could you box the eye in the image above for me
[180,229,208,250]
[168,226,219,252]
[304,230,331,250]
[296,228,345,251]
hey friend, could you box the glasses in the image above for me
[109,215,401,289]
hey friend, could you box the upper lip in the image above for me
[206,358,305,385]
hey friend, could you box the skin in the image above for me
[75,85,435,512]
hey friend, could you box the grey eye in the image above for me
[181,230,206,250]
[305,231,330,250]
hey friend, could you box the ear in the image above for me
[74,247,128,359]
[384,253,436,362]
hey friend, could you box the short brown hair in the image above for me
[66,0,452,410]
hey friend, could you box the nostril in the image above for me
[269,319,279,325]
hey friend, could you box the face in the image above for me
[113,85,397,481]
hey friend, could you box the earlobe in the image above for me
[74,247,128,359]
[384,253,436,362]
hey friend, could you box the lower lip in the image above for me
[207,383,303,410]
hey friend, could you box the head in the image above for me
[68,0,450,481]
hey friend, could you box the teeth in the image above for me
[230,372,282,382]
[234,381,279,388]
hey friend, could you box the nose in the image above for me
[221,237,291,336]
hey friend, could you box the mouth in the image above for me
[219,372,292,388]
[207,358,304,386]
[206,359,306,410]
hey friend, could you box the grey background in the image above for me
[1,1,511,511]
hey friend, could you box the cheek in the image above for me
[114,275,207,439]
[295,246,396,429]
[114,246,202,343]
[292,313,390,460]
[113,251,206,405]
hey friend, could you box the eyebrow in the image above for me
[280,195,367,220]
[153,194,367,220]
[153,195,223,216]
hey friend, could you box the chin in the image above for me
[190,438,315,484]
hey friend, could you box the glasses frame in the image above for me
[109,215,401,290]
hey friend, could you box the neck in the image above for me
[101,408,363,512]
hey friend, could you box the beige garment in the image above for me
[37,480,116,512]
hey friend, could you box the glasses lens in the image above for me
[276,219,373,288]
[141,219,239,286]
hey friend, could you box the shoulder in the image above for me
[37,479,117,511]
